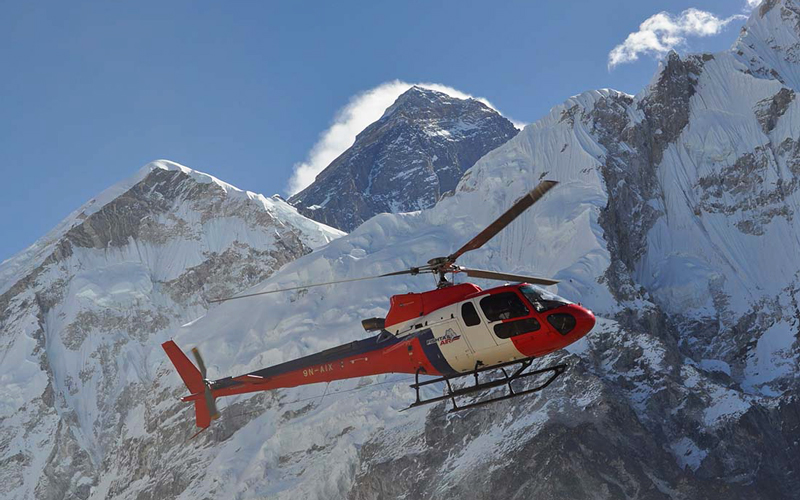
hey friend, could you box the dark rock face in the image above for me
[289,86,518,232]
[755,88,795,133]
[637,51,702,167]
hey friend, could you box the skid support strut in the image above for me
[406,359,567,413]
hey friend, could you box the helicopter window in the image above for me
[462,302,481,327]
[494,318,540,339]
[479,292,529,322]
[519,285,570,313]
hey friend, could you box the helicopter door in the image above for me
[428,319,473,372]
[458,300,498,353]
[476,292,530,348]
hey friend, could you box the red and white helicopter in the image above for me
[163,180,596,432]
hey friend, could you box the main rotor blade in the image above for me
[191,347,207,379]
[447,180,558,263]
[208,269,429,304]
[461,268,559,286]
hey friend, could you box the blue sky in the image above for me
[1,0,755,262]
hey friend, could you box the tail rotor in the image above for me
[191,347,220,422]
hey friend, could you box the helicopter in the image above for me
[162,180,596,434]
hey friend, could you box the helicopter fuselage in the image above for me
[171,282,595,422]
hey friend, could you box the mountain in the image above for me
[288,86,519,232]
[5,0,800,498]
[119,2,798,498]
[0,160,343,500]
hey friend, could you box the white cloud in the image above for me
[608,8,746,69]
[285,80,524,196]
[745,0,761,9]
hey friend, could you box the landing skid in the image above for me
[405,359,567,413]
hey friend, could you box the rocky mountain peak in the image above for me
[734,0,800,88]
[0,161,341,298]
[379,85,484,121]
[289,86,519,232]
[0,159,345,499]
[758,0,795,19]
[736,0,800,37]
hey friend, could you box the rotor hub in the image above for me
[427,256,450,267]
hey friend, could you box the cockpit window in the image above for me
[519,285,571,313]
[479,292,529,322]
[494,317,540,338]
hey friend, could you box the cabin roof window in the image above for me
[519,285,571,313]
[480,292,529,322]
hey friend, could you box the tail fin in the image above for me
[192,400,212,429]
[162,340,211,428]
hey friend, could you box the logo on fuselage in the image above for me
[427,328,462,346]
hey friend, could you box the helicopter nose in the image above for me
[574,305,596,338]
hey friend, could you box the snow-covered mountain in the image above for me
[151,2,798,498]
[288,86,519,232]
[0,160,343,499]
[5,0,800,498]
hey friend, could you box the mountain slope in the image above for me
[0,160,342,500]
[5,1,800,498]
[288,86,519,232]
[117,3,800,498]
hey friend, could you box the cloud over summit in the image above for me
[608,8,746,69]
